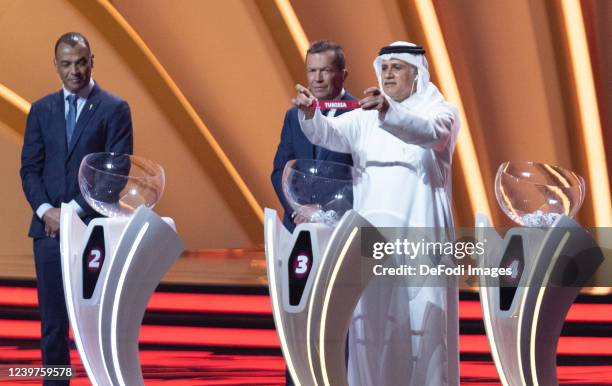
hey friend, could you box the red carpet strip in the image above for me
[0,281,610,385]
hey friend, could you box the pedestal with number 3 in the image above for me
[59,204,184,386]
[265,208,385,386]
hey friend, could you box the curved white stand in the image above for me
[60,204,184,386]
[265,209,382,386]
[476,214,603,386]
[304,210,379,386]
[264,208,334,386]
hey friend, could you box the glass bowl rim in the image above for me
[81,152,164,180]
[496,161,585,189]
[284,158,354,183]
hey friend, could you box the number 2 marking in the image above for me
[89,249,101,269]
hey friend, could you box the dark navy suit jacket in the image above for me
[271,92,354,232]
[20,83,133,239]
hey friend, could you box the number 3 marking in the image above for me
[295,255,309,274]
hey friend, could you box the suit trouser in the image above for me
[34,237,70,386]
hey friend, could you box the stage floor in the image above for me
[0,250,611,385]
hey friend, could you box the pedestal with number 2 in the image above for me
[59,204,184,386]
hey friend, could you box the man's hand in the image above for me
[360,87,389,118]
[292,204,320,224]
[292,84,316,120]
[42,207,60,238]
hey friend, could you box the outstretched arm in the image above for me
[378,101,455,151]
[294,84,357,154]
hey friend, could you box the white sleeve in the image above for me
[36,203,54,219]
[378,101,455,152]
[298,109,359,153]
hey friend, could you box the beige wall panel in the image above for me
[434,0,576,224]
[112,0,294,212]
[583,0,612,179]
[0,123,31,256]
[0,0,253,249]
[434,0,573,169]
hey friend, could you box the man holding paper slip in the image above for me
[271,40,354,232]
[293,41,460,385]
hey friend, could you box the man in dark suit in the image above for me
[271,39,353,386]
[20,32,133,385]
[272,40,354,233]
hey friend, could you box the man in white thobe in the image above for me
[293,41,460,385]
